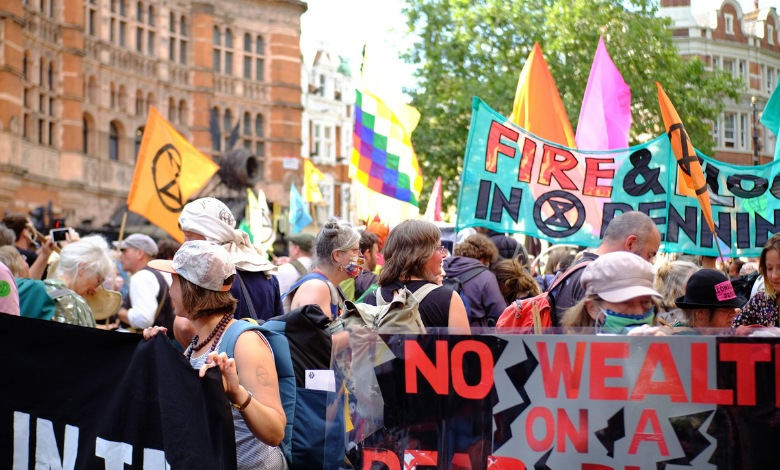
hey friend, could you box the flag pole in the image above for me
[310,201,319,232]
[111,209,128,291]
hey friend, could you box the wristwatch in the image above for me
[232,389,253,412]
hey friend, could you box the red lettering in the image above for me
[451,453,471,469]
[628,409,669,456]
[720,343,771,406]
[405,340,448,395]
[518,138,536,183]
[537,342,586,399]
[486,121,519,173]
[583,158,615,197]
[590,342,629,400]
[691,343,733,405]
[526,407,555,452]
[487,456,526,470]
[363,448,400,470]
[451,340,494,399]
[557,409,588,453]
[403,450,438,470]
[629,343,688,403]
[537,144,578,190]
[581,466,613,470]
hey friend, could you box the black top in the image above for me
[552,251,599,321]
[17,247,38,270]
[364,280,454,328]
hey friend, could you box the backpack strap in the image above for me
[457,266,488,285]
[411,283,439,303]
[48,288,76,299]
[217,319,266,358]
[289,259,308,277]
[547,259,594,294]
[237,272,259,321]
[282,272,341,317]
[511,239,523,260]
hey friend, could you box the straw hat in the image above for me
[83,285,122,320]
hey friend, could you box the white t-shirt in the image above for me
[274,256,311,295]
[127,269,172,329]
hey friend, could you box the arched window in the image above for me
[213,27,221,72]
[213,26,220,45]
[109,122,119,161]
[243,112,251,135]
[244,33,251,52]
[179,100,186,125]
[135,126,144,160]
[180,16,186,36]
[223,109,232,133]
[146,92,155,108]
[135,89,144,115]
[118,85,127,112]
[255,114,263,137]
[136,1,142,21]
[256,36,264,55]
[48,62,53,89]
[169,12,175,32]
[147,5,153,25]
[225,29,233,48]
[119,0,125,16]
[168,97,176,122]
[223,30,233,75]
[212,106,221,151]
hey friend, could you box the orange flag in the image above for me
[128,107,219,242]
[656,83,715,234]
[510,42,577,148]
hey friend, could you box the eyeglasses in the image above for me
[438,246,446,255]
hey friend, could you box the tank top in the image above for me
[188,332,287,470]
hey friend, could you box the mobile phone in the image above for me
[50,228,71,243]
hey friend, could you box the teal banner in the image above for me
[456,97,780,256]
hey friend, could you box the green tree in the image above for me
[404,0,743,212]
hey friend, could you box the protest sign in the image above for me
[0,314,236,469]
[457,97,780,256]
[344,331,780,470]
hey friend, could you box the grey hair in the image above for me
[0,224,15,247]
[311,217,360,271]
[54,235,114,282]
[602,211,659,249]
[653,260,698,310]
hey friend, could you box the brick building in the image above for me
[0,0,307,228]
[300,48,354,224]
[660,0,779,165]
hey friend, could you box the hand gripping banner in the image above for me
[456,97,780,256]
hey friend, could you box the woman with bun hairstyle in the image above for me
[491,259,541,306]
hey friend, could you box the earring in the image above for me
[337,265,344,272]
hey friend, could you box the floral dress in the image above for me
[731,291,780,327]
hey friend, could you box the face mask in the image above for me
[597,307,654,334]
[343,256,365,278]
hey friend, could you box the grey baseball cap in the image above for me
[148,240,235,292]
[113,233,159,257]
[287,233,315,253]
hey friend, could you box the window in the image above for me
[48,122,54,146]
[119,0,125,16]
[712,118,719,144]
[49,97,53,116]
[243,112,251,135]
[135,127,144,160]
[135,90,144,115]
[136,1,142,21]
[89,9,95,35]
[213,27,221,72]
[225,29,233,48]
[178,100,186,124]
[724,59,734,74]
[136,27,143,52]
[224,29,233,76]
[256,58,264,82]
[739,61,747,83]
[179,40,186,65]
[119,21,126,47]
[770,25,775,45]
[213,48,221,72]
[168,97,176,122]
[86,0,97,37]
[110,18,115,42]
[180,17,186,36]
[244,34,251,52]
[147,31,154,56]
[769,68,775,93]
[256,36,264,55]
[83,117,89,153]
[169,14,186,64]
[255,114,263,137]
[725,13,734,35]
[109,122,119,160]
[47,62,53,90]
[39,94,45,113]
[110,0,115,13]
[224,109,232,133]
[39,119,44,144]
[39,58,44,86]
[212,107,221,151]
[213,27,220,45]
[169,12,175,32]
[713,57,719,69]
[169,38,175,61]
[724,113,735,148]
[244,57,251,79]
[110,82,116,108]
[741,114,747,148]
[22,52,27,80]
[147,5,153,26]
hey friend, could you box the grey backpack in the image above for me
[336,284,439,334]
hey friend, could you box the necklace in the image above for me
[187,313,234,360]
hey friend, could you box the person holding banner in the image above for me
[363,220,470,330]
[674,269,745,329]
[143,241,287,469]
[561,251,663,333]
[732,233,780,329]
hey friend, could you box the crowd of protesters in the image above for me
[6,204,780,468]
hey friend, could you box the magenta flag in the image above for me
[575,37,631,150]
[423,176,442,222]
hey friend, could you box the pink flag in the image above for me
[575,37,631,150]
[423,176,442,222]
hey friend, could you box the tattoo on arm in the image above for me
[255,365,272,387]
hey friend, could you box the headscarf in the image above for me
[179,198,276,274]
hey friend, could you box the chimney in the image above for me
[756,1,760,10]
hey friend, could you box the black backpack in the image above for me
[442,266,487,322]
[731,270,760,300]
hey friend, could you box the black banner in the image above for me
[0,314,236,469]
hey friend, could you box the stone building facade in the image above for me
[300,48,354,224]
[0,0,306,227]
[661,0,779,165]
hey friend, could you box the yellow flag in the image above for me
[656,83,715,234]
[304,159,325,203]
[128,107,219,242]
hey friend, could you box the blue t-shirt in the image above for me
[232,270,284,321]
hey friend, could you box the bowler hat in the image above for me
[675,269,747,309]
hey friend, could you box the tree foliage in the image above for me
[404,0,744,212]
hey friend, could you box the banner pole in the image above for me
[112,209,128,291]
[712,233,726,272]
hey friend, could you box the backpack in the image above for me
[441,266,486,321]
[219,307,345,470]
[336,284,437,333]
[731,270,760,300]
[496,260,592,331]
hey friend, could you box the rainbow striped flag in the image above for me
[350,89,423,207]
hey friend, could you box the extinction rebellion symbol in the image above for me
[152,144,184,212]
[533,190,586,238]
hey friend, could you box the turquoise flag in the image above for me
[761,78,780,160]
[289,183,312,234]
[457,97,780,257]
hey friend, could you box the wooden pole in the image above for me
[111,210,128,291]
[310,201,318,232]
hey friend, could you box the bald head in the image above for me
[599,211,661,262]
